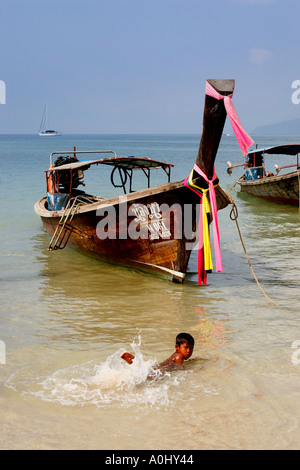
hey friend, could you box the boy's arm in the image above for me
[121,352,184,368]
[159,352,184,368]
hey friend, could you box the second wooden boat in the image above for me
[227,144,300,206]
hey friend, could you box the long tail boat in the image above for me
[35,79,248,284]
[227,144,300,206]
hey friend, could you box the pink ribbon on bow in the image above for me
[205,81,254,156]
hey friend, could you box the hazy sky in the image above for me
[0,0,299,134]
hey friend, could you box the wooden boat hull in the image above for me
[238,170,300,206]
[35,180,230,282]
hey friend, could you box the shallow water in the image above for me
[0,134,299,449]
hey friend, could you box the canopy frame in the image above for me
[46,149,173,195]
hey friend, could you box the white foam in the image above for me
[28,336,180,409]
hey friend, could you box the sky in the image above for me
[0,0,299,134]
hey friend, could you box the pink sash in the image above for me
[205,81,254,156]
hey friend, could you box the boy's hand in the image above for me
[120,352,135,364]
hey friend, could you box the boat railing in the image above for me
[274,163,300,175]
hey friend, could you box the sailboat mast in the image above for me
[39,105,46,134]
[45,104,48,130]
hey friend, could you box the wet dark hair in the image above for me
[176,333,194,347]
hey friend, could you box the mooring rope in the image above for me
[229,176,241,191]
[225,194,277,306]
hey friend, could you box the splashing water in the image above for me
[7,336,186,409]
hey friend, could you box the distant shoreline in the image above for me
[252,118,300,136]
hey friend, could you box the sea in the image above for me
[0,133,299,450]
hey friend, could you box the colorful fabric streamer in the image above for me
[184,164,222,285]
[205,81,254,156]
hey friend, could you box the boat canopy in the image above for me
[46,150,174,195]
[48,155,173,172]
[247,144,300,157]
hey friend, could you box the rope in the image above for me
[229,176,241,191]
[229,199,277,307]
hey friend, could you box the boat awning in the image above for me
[48,156,174,172]
[247,144,300,157]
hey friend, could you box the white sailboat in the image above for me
[39,104,59,136]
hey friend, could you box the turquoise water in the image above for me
[0,134,299,449]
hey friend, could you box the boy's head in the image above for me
[176,332,194,347]
[175,332,194,360]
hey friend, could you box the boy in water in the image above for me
[121,332,194,370]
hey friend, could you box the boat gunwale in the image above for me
[238,168,300,186]
[34,177,231,218]
[34,179,187,217]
